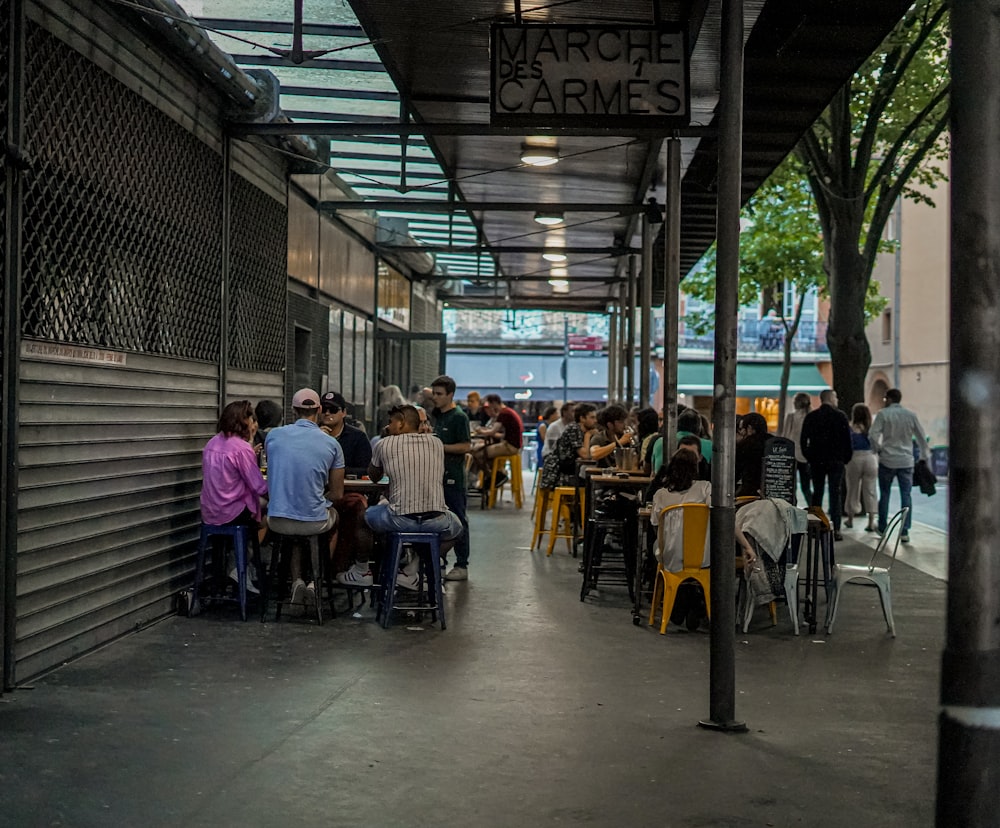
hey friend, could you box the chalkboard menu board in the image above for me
[761,436,797,504]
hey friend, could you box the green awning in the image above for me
[677,361,827,396]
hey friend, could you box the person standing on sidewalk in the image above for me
[429,375,472,582]
[800,389,853,540]
[781,391,813,507]
[870,388,929,543]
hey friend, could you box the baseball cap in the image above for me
[291,388,321,409]
[321,391,347,411]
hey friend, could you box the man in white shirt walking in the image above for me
[870,388,929,543]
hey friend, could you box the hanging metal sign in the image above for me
[490,24,689,127]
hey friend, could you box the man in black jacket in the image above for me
[800,389,853,540]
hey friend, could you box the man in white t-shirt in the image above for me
[542,401,575,458]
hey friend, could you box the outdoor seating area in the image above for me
[1,501,946,826]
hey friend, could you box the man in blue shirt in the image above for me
[265,388,345,614]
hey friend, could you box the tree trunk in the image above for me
[826,230,872,413]
[778,295,806,428]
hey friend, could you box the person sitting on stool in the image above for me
[364,404,462,590]
[265,388,345,615]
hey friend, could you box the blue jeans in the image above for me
[442,485,470,568]
[364,504,463,542]
[878,465,913,533]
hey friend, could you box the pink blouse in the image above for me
[200,432,268,525]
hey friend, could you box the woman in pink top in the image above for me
[201,400,268,528]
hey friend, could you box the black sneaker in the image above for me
[493,471,509,488]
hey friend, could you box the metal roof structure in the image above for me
[188,0,911,312]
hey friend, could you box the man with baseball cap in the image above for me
[264,388,345,615]
[318,390,377,587]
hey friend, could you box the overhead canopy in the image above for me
[678,360,828,396]
[187,0,912,312]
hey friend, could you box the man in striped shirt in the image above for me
[365,404,462,586]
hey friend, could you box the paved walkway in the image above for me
[1,494,945,826]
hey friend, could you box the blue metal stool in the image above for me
[377,532,446,630]
[192,523,260,621]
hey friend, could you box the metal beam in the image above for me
[231,121,719,139]
[382,244,637,255]
[321,200,645,214]
[194,17,365,38]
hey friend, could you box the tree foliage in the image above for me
[682,156,885,422]
[795,0,950,411]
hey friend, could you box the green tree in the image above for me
[683,157,885,425]
[795,0,950,411]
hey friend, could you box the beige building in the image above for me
[866,179,950,449]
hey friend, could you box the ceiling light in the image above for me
[550,281,570,294]
[542,251,567,263]
[549,267,568,278]
[547,278,569,288]
[520,143,559,167]
[534,211,565,226]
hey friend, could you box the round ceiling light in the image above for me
[547,278,569,288]
[520,143,560,167]
[542,251,567,262]
[534,211,565,226]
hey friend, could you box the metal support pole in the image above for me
[219,135,232,410]
[2,0,26,692]
[608,305,619,403]
[938,1,1000,821]
[562,314,570,403]
[625,256,636,405]
[639,216,653,407]
[663,139,681,453]
[699,0,747,734]
[617,282,627,404]
[893,196,902,389]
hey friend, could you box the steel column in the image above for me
[625,256,636,405]
[700,0,747,734]
[2,0,26,692]
[617,282,627,405]
[937,1,1000,821]
[639,216,653,407]
[608,304,619,403]
[663,139,681,451]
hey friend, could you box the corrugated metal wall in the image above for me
[15,352,216,679]
[8,6,289,682]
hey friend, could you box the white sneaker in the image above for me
[287,579,306,617]
[304,581,317,612]
[229,567,260,595]
[444,566,468,581]
[337,565,373,587]
[396,571,420,591]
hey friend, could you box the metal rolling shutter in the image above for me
[16,351,217,679]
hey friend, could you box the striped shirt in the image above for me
[370,433,447,515]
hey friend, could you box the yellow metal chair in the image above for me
[544,486,581,556]
[647,503,711,634]
[486,452,523,509]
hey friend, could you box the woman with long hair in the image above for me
[200,400,269,590]
[844,402,878,532]
[649,449,712,570]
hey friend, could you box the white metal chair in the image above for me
[826,506,909,637]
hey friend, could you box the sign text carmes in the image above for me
[491,25,689,126]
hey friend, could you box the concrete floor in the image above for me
[1,501,945,827]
